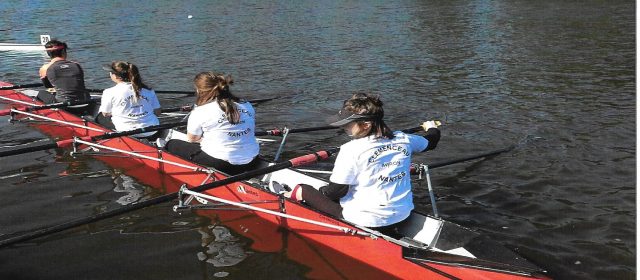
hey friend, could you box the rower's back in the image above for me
[37,39,91,116]
[45,59,89,103]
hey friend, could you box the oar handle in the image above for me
[0,148,339,248]
[401,126,423,133]
[0,83,43,90]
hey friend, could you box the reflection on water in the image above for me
[110,170,144,205]
[197,224,249,269]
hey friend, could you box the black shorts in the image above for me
[164,139,260,175]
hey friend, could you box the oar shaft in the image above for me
[0,83,43,90]
[402,126,424,134]
[160,98,275,113]
[256,125,337,136]
[87,89,194,94]
[92,121,187,141]
[0,100,98,116]
[30,99,97,111]
[0,148,338,248]
[0,142,59,157]
[0,122,187,158]
[428,145,516,169]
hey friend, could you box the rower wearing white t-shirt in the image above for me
[285,93,440,238]
[97,61,161,139]
[164,72,260,175]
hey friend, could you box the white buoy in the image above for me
[188,15,193,19]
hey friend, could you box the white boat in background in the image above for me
[0,35,49,51]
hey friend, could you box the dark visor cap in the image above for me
[101,64,114,72]
[329,111,378,127]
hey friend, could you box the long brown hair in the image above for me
[342,93,393,139]
[110,61,150,102]
[193,72,241,124]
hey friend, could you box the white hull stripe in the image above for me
[0,95,39,106]
[11,109,105,132]
[181,188,371,237]
[74,138,211,173]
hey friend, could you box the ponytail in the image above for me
[128,63,149,102]
[194,72,241,124]
[109,61,150,102]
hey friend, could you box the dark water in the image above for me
[0,1,635,279]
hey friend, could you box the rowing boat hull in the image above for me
[0,82,550,279]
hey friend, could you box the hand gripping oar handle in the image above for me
[0,83,43,90]
[0,148,338,248]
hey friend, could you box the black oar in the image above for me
[0,123,341,158]
[428,145,516,169]
[0,83,43,90]
[0,99,98,116]
[160,98,276,113]
[0,148,339,248]
[256,122,428,137]
[87,89,196,95]
[309,145,517,174]
[0,121,187,158]
[256,125,337,136]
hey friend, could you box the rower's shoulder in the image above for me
[39,62,53,77]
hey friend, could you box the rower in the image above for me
[163,72,260,176]
[285,93,441,239]
[97,61,162,140]
[37,39,92,116]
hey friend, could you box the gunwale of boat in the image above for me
[0,83,550,279]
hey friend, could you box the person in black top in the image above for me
[37,39,92,115]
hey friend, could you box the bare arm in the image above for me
[186,133,202,143]
[39,64,49,78]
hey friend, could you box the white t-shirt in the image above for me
[330,131,429,227]
[187,100,259,165]
[99,83,160,133]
